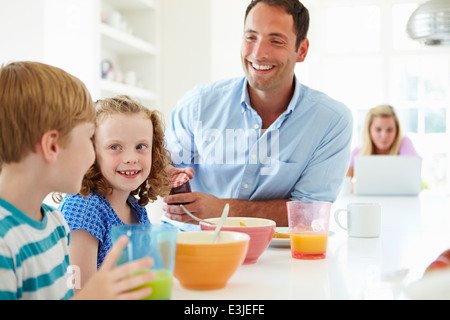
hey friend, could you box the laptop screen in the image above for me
[354,156,422,196]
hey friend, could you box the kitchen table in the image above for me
[171,191,450,299]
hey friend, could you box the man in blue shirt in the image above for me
[163,0,352,227]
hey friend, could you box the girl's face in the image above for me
[94,113,153,195]
[369,115,397,154]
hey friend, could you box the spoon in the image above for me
[211,203,230,243]
[179,204,215,225]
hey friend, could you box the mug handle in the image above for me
[334,209,348,231]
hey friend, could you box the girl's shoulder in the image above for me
[401,136,413,145]
[60,193,112,230]
[348,147,361,168]
[127,198,149,222]
[399,136,419,156]
[351,147,361,156]
[60,192,108,211]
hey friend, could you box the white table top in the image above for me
[171,191,450,300]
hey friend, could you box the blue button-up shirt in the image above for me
[166,76,352,204]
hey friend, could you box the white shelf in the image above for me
[104,0,156,10]
[100,23,156,55]
[99,0,159,105]
[100,79,157,102]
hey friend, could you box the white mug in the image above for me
[334,203,381,238]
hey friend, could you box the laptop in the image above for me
[354,156,422,196]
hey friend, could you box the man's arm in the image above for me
[227,198,289,226]
[163,192,289,226]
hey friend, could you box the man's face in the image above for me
[240,3,308,93]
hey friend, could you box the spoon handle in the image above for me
[179,204,215,225]
[212,203,230,243]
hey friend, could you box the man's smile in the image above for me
[251,62,274,71]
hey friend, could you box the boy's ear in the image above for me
[37,130,61,163]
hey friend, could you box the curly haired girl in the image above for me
[59,95,171,290]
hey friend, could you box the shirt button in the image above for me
[243,184,249,189]
[251,154,257,159]
[254,124,259,129]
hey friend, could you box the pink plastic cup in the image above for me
[287,201,331,260]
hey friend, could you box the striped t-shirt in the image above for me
[0,198,74,300]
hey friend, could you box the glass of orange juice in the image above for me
[287,201,331,260]
[111,224,177,300]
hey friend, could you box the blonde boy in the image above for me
[0,61,153,300]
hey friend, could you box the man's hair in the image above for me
[245,0,310,50]
[0,61,95,166]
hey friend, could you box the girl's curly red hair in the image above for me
[80,95,171,206]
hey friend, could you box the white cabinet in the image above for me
[98,0,159,107]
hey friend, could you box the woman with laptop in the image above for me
[347,104,420,178]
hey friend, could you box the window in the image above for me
[325,5,381,54]
[302,0,450,191]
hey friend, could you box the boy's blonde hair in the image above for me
[81,95,171,206]
[359,105,402,156]
[0,61,95,166]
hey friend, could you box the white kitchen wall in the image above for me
[0,0,45,63]
[159,0,212,126]
[0,0,98,93]
[210,0,247,81]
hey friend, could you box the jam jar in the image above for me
[169,173,191,204]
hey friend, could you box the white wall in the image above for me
[43,0,98,91]
[0,0,97,91]
[210,0,247,81]
[0,0,45,63]
[158,0,212,125]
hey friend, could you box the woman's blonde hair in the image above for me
[0,61,95,166]
[359,105,402,156]
[80,95,171,206]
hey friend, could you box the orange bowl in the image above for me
[200,217,276,264]
[174,231,249,290]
